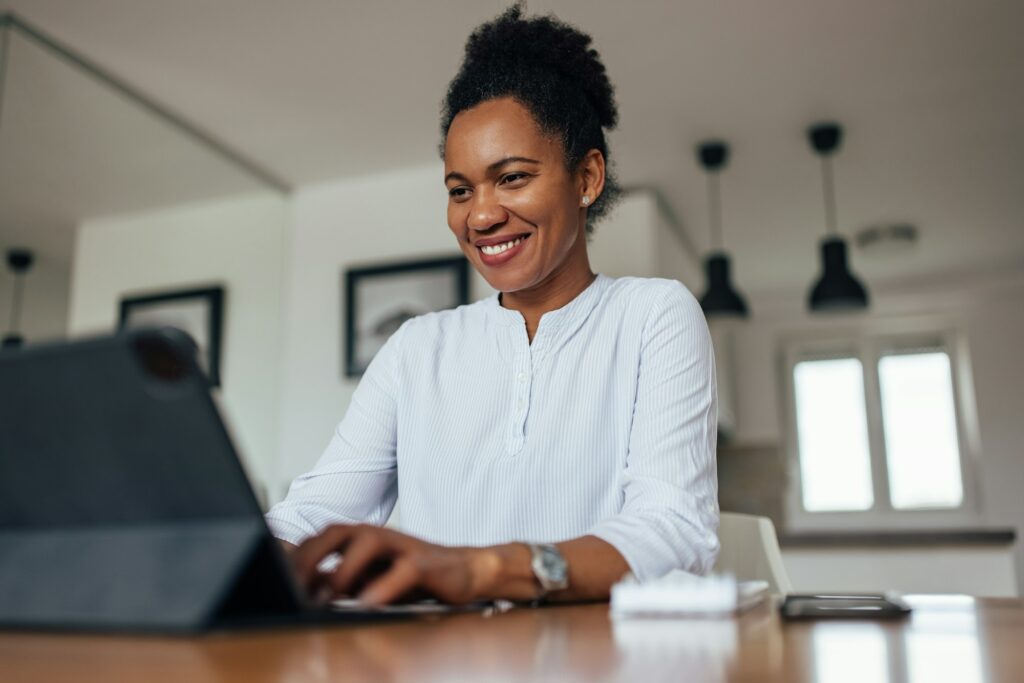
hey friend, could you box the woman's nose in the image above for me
[467,189,508,232]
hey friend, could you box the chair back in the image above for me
[714,511,792,595]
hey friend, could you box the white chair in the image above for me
[713,511,792,595]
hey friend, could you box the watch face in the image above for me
[541,547,567,582]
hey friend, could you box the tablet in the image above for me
[0,328,449,632]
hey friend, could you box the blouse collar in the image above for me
[485,274,612,351]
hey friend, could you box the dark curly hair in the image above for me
[440,6,622,233]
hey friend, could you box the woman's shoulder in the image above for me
[597,276,710,360]
[600,275,701,317]
[390,298,492,343]
[367,300,490,379]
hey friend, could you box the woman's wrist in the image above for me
[470,542,539,601]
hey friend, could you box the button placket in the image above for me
[509,360,530,454]
[507,329,532,455]
[516,369,530,416]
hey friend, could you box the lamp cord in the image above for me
[0,23,9,134]
[821,156,838,236]
[706,172,723,252]
[8,273,24,334]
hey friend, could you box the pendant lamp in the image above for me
[2,248,34,349]
[806,123,869,312]
[697,141,748,318]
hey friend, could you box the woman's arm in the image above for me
[290,524,629,605]
[586,282,720,580]
[265,325,406,545]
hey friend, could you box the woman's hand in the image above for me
[289,525,628,606]
[291,524,504,606]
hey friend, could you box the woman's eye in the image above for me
[500,172,530,185]
[448,187,470,200]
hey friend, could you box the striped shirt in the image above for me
[266,274,720,580]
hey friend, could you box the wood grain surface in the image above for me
[1,596,1022,682]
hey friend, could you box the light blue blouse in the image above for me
[266,274,720,580]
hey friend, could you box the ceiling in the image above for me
[1,0,1022,291]
[0,23,276,264]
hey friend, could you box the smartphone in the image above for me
[780,592,912,620]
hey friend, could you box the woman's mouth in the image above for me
[477,234,530,266]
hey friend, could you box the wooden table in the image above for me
[1,595,1022,682]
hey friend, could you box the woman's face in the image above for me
[444,97,589,295]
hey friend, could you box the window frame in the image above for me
[781,319,982,532]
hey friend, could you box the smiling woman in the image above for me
[266,6,719,607]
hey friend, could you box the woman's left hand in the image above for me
[291,524,502,606]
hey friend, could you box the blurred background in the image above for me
[0,1,1021,597]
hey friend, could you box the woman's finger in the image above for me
[324,531,392,597]
[291,524,358,584]
[358,558,420,606]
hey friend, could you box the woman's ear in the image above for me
[578,149,606,206]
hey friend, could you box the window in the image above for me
[793,357,873,512]
[878,351,963,509]
[784,329,977,529]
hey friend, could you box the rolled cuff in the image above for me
[264,512,316,546]
[588,510,720,582]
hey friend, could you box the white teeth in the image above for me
[480,237,523,256]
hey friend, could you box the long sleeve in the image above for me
[588,282,720,581]
[265,325,404,545]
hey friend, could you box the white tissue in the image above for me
[610,571,768,618]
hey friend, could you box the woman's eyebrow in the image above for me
[488,156,541,171]
[444,156,541,184]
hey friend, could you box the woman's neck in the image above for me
[501,251,596,343]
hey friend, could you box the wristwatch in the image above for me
[528,543,569,597]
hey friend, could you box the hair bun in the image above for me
[461,7,618,131]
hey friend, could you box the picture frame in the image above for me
[118,285,226,387]
[344,255,470,377]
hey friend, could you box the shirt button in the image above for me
[517,372,527,382]
[518,399,526,409]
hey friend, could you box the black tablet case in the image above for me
[0,328,306,632]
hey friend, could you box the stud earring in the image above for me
[582,196,591,206]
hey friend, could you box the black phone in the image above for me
[780,592,912,620]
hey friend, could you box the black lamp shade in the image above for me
[2,334,24,349]
[700,253,749,317]
[809,237,869,311]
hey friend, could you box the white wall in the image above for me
[588,192,660,279]
[0,254,70,344]
[782,546,1017,597]
[730,272,1024,594]
[655,208,702,294]
[588,189,701,289]
[68,192,288,500]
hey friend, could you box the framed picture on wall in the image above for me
[344,256,470,377]
[119,285,226,387]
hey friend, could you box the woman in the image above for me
[266,7,719,605]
